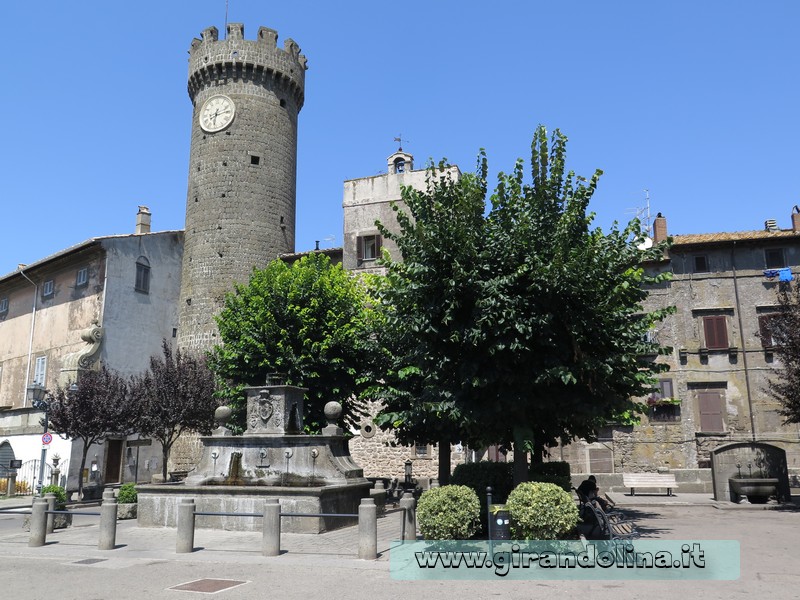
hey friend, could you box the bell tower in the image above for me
[178,24,308,352]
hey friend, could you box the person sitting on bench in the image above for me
[577,475,615,512]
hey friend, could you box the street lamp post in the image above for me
[27,384,49,495]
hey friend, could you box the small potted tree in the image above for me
[116,483,138,519]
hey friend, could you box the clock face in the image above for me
[199,95,235,132]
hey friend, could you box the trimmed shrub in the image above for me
[117,483,138,504]
[41,485,68,509]
[416,485,481,540]
[507,482,579,540]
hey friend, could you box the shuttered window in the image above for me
[703,315,728,349]
[356,235,382,265]
[33,356,47,386]
[697,390,724,432]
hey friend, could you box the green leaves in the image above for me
[210,253,375,432]
[371,125,673,455]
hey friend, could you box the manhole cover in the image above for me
[169,579,249,594]
[73,558,107,565]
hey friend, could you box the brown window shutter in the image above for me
[375,235,382,257]
[703,315,728,349]
[356,236,363,262]
[698,390,723,432]
[715,316,728,348]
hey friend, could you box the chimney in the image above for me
[135,206,151,234]
[793,206,800,233]
[653,212,668,243]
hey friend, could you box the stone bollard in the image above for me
[370,481,386,517]
[45,493,57,534]
[399,491,417,542]
[430,478,440,489]
[358,498,378,560]
[98,489,118,550]
[176,498,196,553]
[5,473,16,498]
[29,497,48,547]
[262,499,281,557]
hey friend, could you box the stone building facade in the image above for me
[0,208,182,494]
[178,24,307,353]
[560,210,800,477]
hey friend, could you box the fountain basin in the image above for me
[728,478,779,504]
[136,481,372,533]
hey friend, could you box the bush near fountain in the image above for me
[136,384,371,533]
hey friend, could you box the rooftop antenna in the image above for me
[393,134,409,152]
[626,189,652,235]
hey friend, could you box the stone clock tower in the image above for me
[178,23,307,351]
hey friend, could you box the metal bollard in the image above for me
[262,499,281,557]
[45,493,56,534]
[176,498,196,553]
[399,491,416,542]
[98,489,118,550]
[29,498,48,547]
[358,498,378,560]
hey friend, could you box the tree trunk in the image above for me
[162,440,171,483]
[77,442,89,500]
[438,441,451,486]
[512,429,529,487]
[531,439,545,466]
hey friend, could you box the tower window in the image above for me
[280,99,286,108]
[34,355,47,386]
[250,155,261,166]
[394,157,405,174]
[0,296,8,315]
[76,266,89,288]
[357,235,382,265]
[135,256,151,294]
[42,280,54,299]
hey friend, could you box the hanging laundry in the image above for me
[779,268,794,282]
[763,269,780,279]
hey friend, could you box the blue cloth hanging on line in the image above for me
[779,268,794,282]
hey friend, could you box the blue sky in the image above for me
[2,1,799,276]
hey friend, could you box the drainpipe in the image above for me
[731,241,757,441]
[18,269,38,408]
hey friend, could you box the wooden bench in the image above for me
[622,473,677,496]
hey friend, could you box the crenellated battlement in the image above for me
[188,23,307,108]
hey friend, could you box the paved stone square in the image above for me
[0,496,798,599]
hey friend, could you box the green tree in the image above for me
[370,160,488,484]
[48,366,138,499]
[372,126,672,484]
[209,253,374,431]
[131,341,217,482]
[765,282,800,423]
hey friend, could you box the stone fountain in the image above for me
[136,383,371,533]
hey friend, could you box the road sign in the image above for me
[42,433,53,445]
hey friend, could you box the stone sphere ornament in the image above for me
[324,401,342,425]
[214,405,233,427]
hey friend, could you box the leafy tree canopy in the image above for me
[131,340,217,481]
[765,282,800,423]
[49,365,138,497]
[371,126,673,481]
[210,252,376,432]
